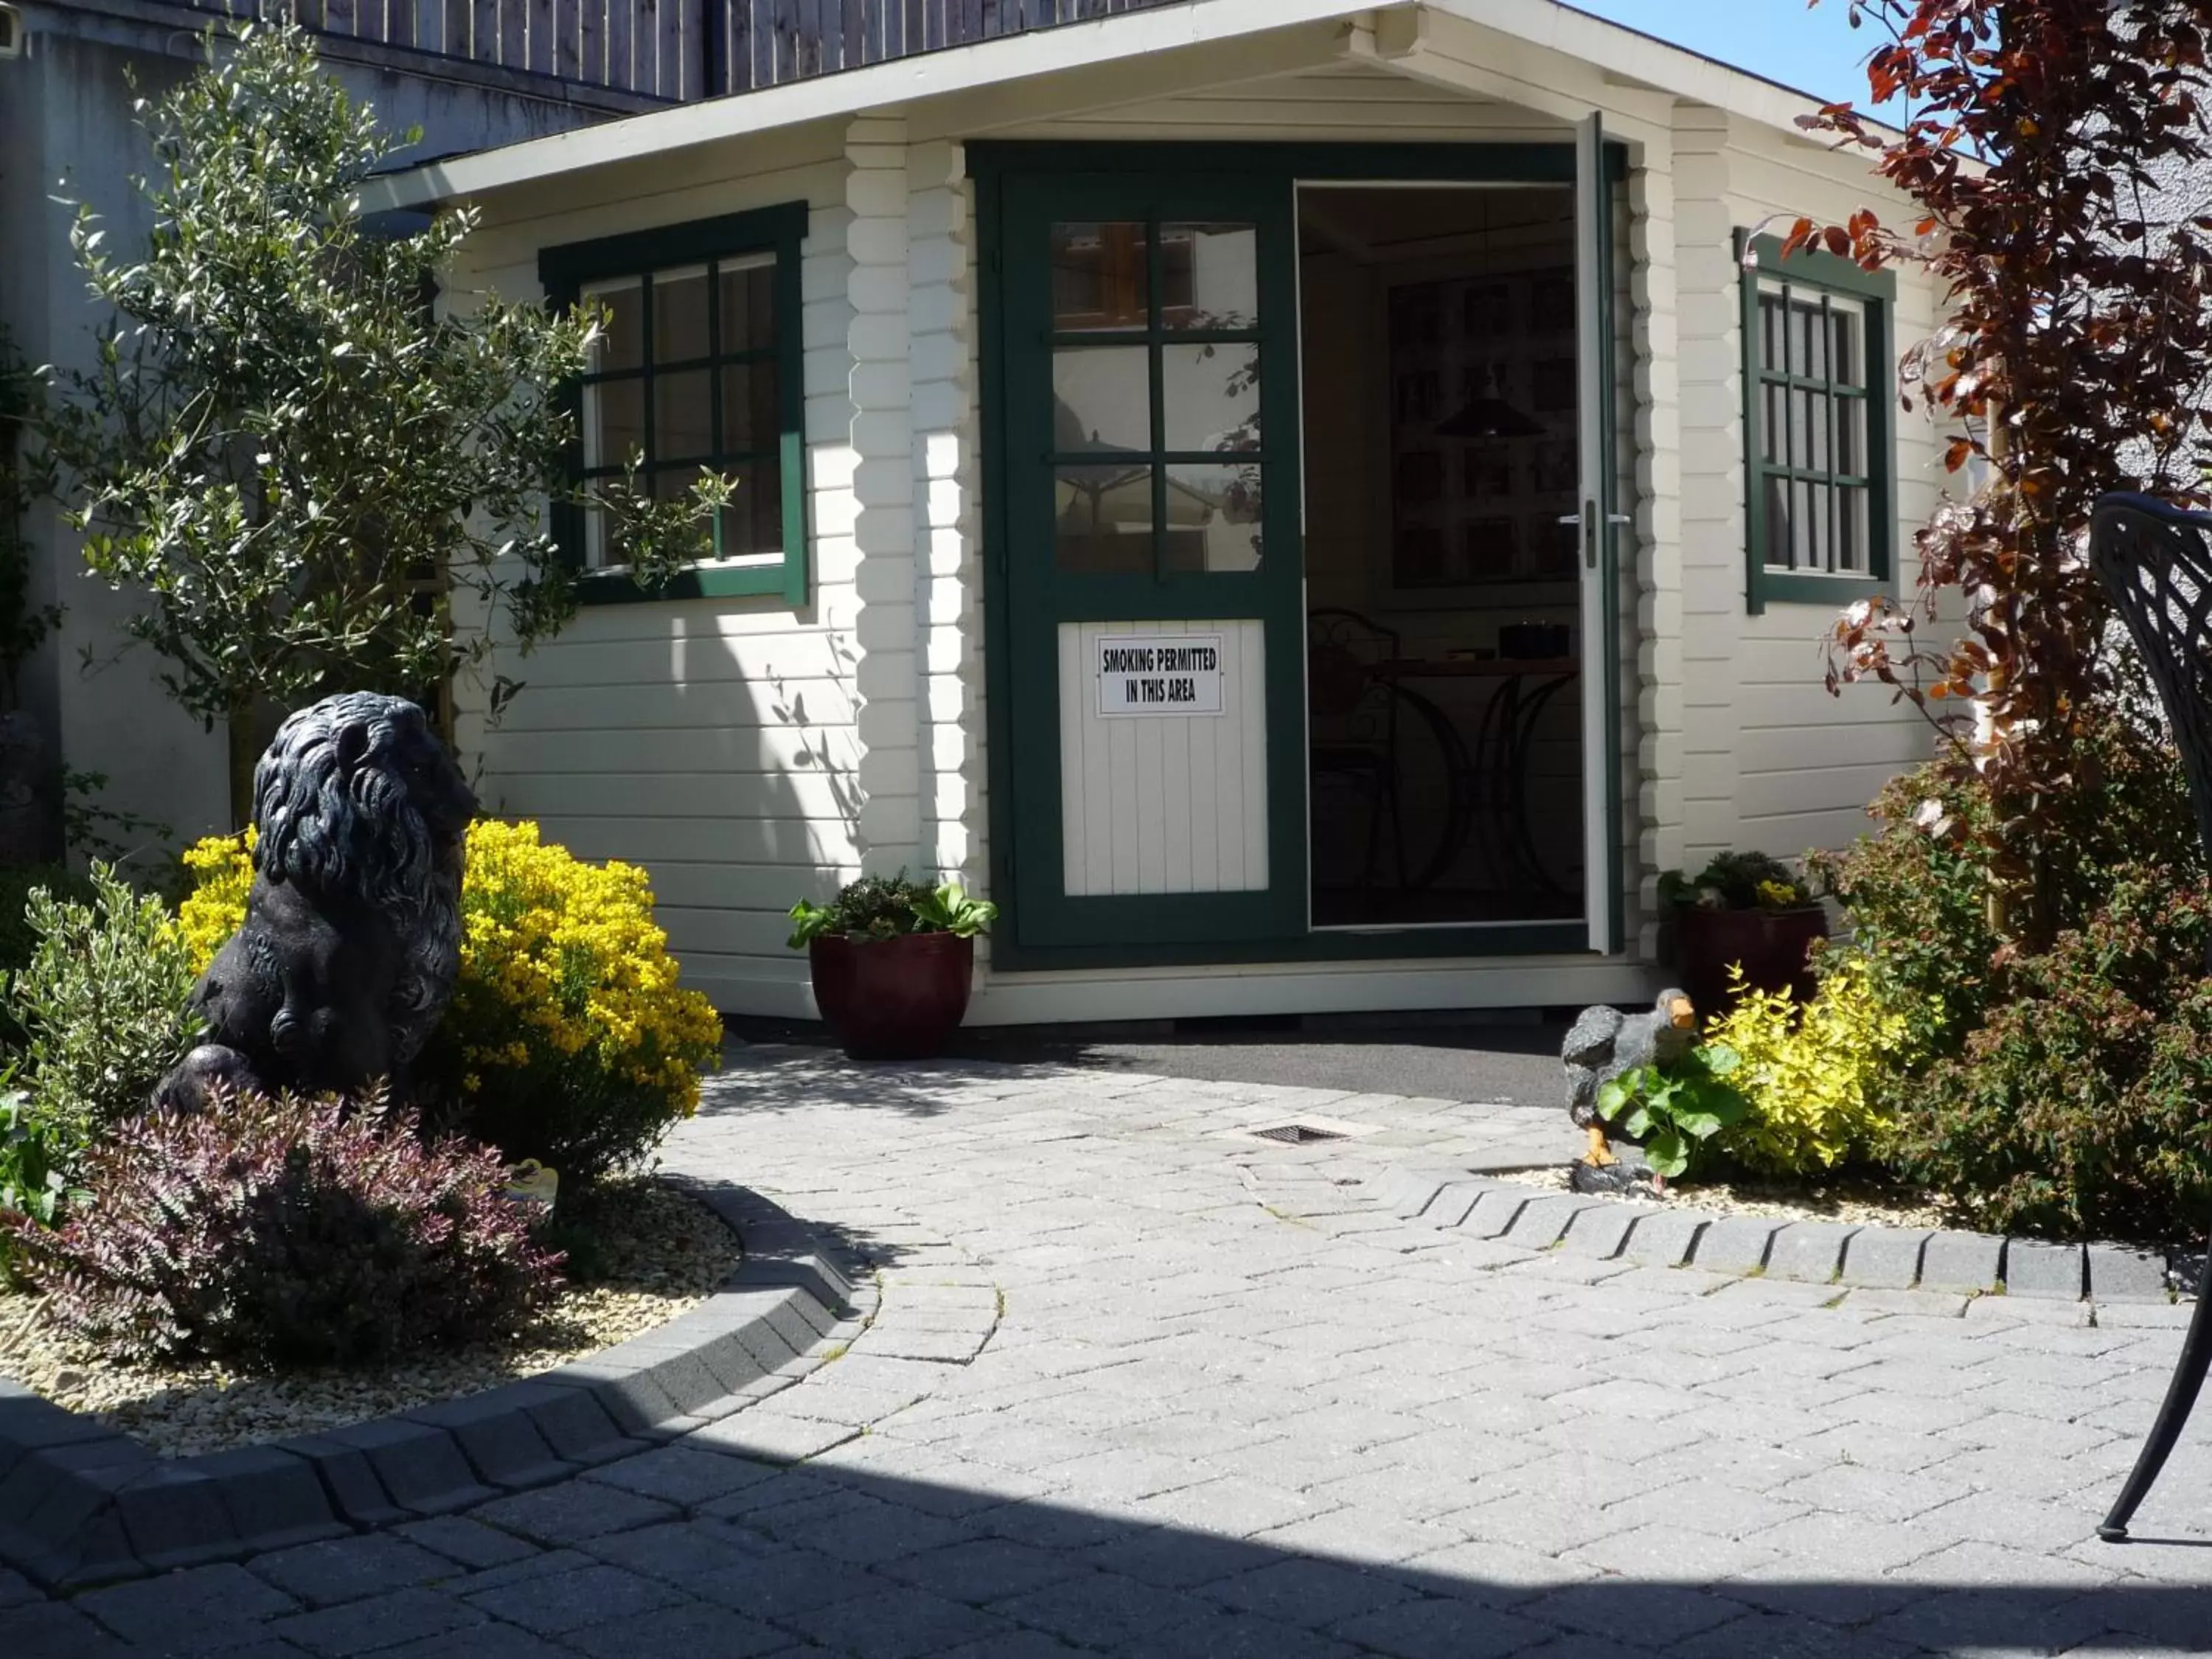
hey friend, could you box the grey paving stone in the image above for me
[2087,1243,2171,1304]
[1617,1208,1714,1267]
[1205,1558,1419,1628]
[277,1437,408,1528]
[588,1526,851,1618]
[1920,1230,2007,1293]
[1077,1527,1281,1590]
[195,1446,347,1553]
[393,1517,541,1571]
[580,1444,779,1507]
[765,1493,981,1565]
[1688,1217,1780,1276]
[468,1478,676,1545]
[269,1587,485,1657]
[1503,1194,1600,1250]
[1421,1183,1497,1230]
[1838,1227,1932,1289]
[116,1463,243,1571]
[2006,1239,2086,1300]
[1327,1594,1556,1659]
[465,1559,688,1634]
[320,1421,493,1517]
[878,1537,1085,1603]
[372,1627,568,1659]
[1517,1582,1747,1648]
[1555,1202,1657,1259]
[783,1581,1010,1659]
[1457,1189,1534,1239]
[249,1534,453,1607]
[77,1562,298,1647]
[517,1385,640,1468]
[685,1408,862,1463]
[402,1390,572,1492]
[10,1599,134,1658]
[564,1598,791,1659]
[1763,1221,1858,1284]
[993,1573,1220,1651]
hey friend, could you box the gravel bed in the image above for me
[1492,1161,1955,1231]
[0,1178,742,1457]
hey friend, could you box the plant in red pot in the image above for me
[1660,851,1827,1018]
[787,873,998,1061]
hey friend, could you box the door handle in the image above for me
[1555,504,1634,568]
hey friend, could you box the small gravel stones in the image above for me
[0,1180,742,1458]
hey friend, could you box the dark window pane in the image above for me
[1161,223,1256,330]
[1837,397,1862,475]
[1164,343,1259,453]
[731,458,783,557]
[653,265,711,363]
[588,278,644,372]
[719,259,776,353]
[1759,293,1785,375]
[1839,485,1863,572]
[585,376,644,472]
[1055,465,1155,573]
[1762,384,1783,465]
[720,361,781,453]
[1765,476,1792,571]
[1052,221,1149,331]
[1794,299,1827,381]
[1832,308,1862,387]
[1164,462,1263,573]
[654,369,714,463]
[1053,347,1150,453]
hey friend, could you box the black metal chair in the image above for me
[2089,490,2212,1541]
[1307,608,1408,897]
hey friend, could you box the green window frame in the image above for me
[540,201,810,606]
[1737,230,1895,613]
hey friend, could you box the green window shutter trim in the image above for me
[1736,229,1896,616]
[539,201,812,609]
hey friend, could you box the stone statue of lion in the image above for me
[156,692,478,1113]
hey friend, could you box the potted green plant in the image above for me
[1658,851,1826,1016]
[786,874,998,1060]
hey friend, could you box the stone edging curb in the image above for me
[1368,1166,2176,1304]
[0,1181,874,1592]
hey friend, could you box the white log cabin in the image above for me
[372,1,1941,1024]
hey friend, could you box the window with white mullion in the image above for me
[1755,277,1868,576]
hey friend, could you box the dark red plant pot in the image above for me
[808,931,976,1061]
[1672,904,1829,1018]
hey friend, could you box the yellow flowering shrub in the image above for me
[1705,959,1917,1175]
[178,819,721,1180]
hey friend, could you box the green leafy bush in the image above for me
[1596,1046,1749,1179]
[1658,850,1812,912]
[0,863,94,975]
[1704,960,1919,1176]
[3,1086,560,1367]
[787,872,998,946]
[0,1066,83,1236]
[5,864,198,1192]
[1816,701,2212,1238]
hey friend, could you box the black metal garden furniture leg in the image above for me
[2100,1236,2212,1540]
[2087,492,2212,1540]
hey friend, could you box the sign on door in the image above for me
[1094,634,1228,717]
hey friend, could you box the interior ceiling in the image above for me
[1296,185,1573,262]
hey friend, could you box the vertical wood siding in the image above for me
[1057,619,1270,897]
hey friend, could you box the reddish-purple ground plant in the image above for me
[4,1086,560,1368]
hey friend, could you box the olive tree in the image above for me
[42,23,711,825]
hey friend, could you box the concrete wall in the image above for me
[0,4,613,857]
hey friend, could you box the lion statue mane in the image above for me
[156,692,478,1113]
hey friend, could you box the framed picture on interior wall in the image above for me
[1394,371,1441,425]
[1462,281,1514,340]
[1532,439,1576,495]
[1392,288,1444,348]
[1462,517,1519,582]
[1397,449,1445,504]
[1394,525,1448,587]
[1530,269,1576,332]
[1531,357,1576,414]
[1464,446,1513,497]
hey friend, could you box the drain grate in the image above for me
[1249,1122,1349,1145]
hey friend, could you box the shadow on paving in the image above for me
[718,1014,1573,1110]
[37,1446,2212,1657]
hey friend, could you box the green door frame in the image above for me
[973,141,1629,975]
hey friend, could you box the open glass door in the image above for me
[1574,113,1625,954]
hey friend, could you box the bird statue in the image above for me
[1562,988,1697,1166]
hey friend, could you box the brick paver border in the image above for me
[0,1182,873,1591]
[1365,1166,2179,1304]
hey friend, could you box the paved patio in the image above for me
[18,1044,2212,1657]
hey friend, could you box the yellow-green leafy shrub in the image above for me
[1705,959,1917,1176]
[181,819,722,1180]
